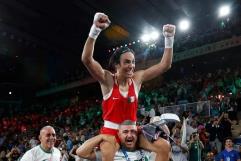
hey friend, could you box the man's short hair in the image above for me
[120,120,136,126]
[223,137,233,144]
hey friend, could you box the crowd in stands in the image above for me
[0,3,241,161]
[0,63,240,160]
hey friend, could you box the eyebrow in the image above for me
[123,59,135,62]
[46,133,56,136]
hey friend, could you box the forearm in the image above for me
[139,47,173,82]
[6,152,12,158]
[76,135,103,159]
[160,48,173,71]
[69,148,75,158]
[81,37,96,65]
[179,145,188,153]
[199,141,204,149]
[160,25,175,71]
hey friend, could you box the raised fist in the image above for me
[93,12,111,30]
[89,12,111,39]
[163,24,176,37]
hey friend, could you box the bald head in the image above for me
[39,126,56,151]
[40,126,55,135]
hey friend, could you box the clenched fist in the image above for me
[89,12,111,39]
[163,24,176,37]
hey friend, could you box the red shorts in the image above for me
[100,127,120,144]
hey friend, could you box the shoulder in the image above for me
[219,150,225,156]
[53,147,61,154]
[231,149,240,155]
[133,70,144,80]
[20,147,36,160]
[100,70,114,85]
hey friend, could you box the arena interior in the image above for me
[0,0,241,160]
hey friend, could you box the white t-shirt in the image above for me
[96,149,152,161]
[73,155,89,161]
[171,144,188,161]
[20,145,61,161]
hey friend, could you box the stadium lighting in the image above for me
[141,30,160,43]
[150,31,160,40]
[219,5,230,17]
[141,34,150,42]
[9,91,12,95]
[178,19,190,31]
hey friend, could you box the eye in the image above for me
[130,130,137,135]
[124,60,131,64]
[46,133,56,137]
[123,130,129,134]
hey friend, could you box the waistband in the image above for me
[104,120,120,129]
[103,120,137,130]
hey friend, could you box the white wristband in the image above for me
[89,25,102,39]
[165,36,174,48]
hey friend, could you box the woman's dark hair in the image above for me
[109,47,135,71]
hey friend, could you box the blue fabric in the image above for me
[220,149,240,161]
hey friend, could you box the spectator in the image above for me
[220,137,240,161]
[207,116,224,153]
[20,126,61,161]
[188,132,204,161]
[171,135,188,161]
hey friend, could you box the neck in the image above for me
[40,144,53,153]
[115,74,130,86]
[226,147,233,152]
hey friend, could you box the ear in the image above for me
[39,135,41,141]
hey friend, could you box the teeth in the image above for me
[126,139,133,142]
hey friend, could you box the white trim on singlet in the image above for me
[104,120,120,129]
[103,120,137,129]
[103,79,139,100]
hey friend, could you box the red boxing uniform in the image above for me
[100,79,138,141]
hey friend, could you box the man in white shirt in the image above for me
[20,125,61,161]
[77,120,158,161]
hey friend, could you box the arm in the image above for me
[76,135,102,160]
[76,134,114,160]
[20,151,33,161]
[6,151,12,158]
[188,136,194,149]
[134,25,175,84]
[178,143,188,153]
[69,145,78,158]
[198,140,204,149]
[236,151,241,161]
[82,37,108,83]
[217,112,224,124]
[81,13,111,84]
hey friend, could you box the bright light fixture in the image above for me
[179,19,190,31]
